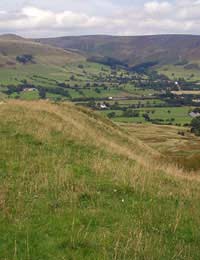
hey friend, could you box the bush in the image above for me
[123,109,140,117]
[191,117,200,136]
[16,54,34,64]
[107,112,116,118]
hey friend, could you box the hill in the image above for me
[0,34,84,68]
[0,100,200,259]
[36,34,200,67]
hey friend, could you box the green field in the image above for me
[100,106,193,125]
[157,64,200,81]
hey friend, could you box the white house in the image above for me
[189,112,200,118]
[100,104,107,109]
[23,88,37,92]
[192,99,200,103]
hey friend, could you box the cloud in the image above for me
[1,1,200,37]
[144,1,172,15]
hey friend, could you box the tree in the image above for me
[16,54,34,64]
[39,88,46,99]
[191,117,200,136]
[95,88,101,94]
[123,109,139,118]
[107,112,116,118]
[143,113,150,121]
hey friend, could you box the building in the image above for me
[100,104,107,109]
[189,112,200,118]
[23,88,37,92]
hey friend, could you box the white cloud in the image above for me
[1,1,200,37]
[144,1,172,15]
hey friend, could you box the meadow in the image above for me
[1,100,200,259]
[100,106,193,125]
[157,64,200,81]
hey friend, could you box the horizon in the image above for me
[2,32,200,39]
[1,1,200,37]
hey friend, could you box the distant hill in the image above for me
[0,34,84,67]
[36,34,200,67]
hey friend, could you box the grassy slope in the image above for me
[123,123,200,171]
[0,36,84,68]
[0,101,200,259]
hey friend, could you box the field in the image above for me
[100,106,193,125]
[0,59,197,127]
[1,100,200,259]
[123,123,200,171]
[172,90,200,95]
[157,64,200,81]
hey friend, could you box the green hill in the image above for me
[0,100,200,259]
[0,34,84,67]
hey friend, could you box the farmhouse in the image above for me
[100,104,107,109]
[192,99,200,103]
[189,111,200,118]
[23,88,37,92]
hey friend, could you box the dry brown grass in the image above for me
[1,100,199,182]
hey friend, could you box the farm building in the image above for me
[189,111,200,118]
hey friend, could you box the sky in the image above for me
[0,0,200,37]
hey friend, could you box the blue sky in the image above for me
[0,0,199,37]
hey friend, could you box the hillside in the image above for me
[0,34,84,67]
[37,34,200,67]
[0,100,200,259]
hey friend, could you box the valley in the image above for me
[1,33,200,259]
[0,36,199,128]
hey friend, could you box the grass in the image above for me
[157,64,200,81]
[123,123,200,171]
[101,106,192,125]
[172,90,200,95]
[1,100,200,259]
[0,37,83,68]
[0,64,72,86]
[105,99,166,106]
